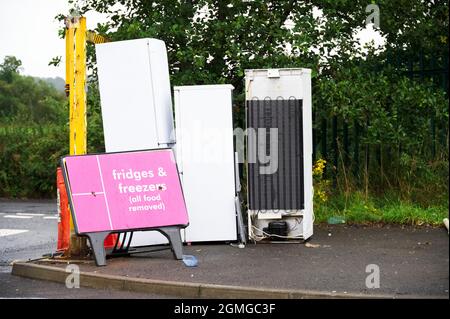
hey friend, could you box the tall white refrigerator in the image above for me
[96,39,238,245]
[96,38,175,246]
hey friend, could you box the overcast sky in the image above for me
[0,0,384,79]
[0,0,107,78]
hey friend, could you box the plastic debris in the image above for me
[327,216,346,224]
[305,243,321,248]
[182,255,198,267]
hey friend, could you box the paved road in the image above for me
[0,200,58,267]
[2,200,448,298]
[0,200,177,299]
[65,224,447,297]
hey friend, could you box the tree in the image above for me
[0,56,22,83]
[376,0,449,56]
[59,0,447,203]
[71,0,373,124]
[0,56,66,121]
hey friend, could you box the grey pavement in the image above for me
[1,199,449,298]
[0,199,177,298]
[0,199,58,269]
[0,272,179,299]
[40,224,447,298]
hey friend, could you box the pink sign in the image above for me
[62,149,189,234]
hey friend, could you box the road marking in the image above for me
[3,215,33,219]
[43,216,58,220]
[0,229,29,237]
[17,213,45,217]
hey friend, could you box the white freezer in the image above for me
[95,38,176,246]
[174,85,238,242]
[96,38,175,152]
[245,68,313,240]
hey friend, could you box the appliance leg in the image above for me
[85,232,110,266]
[157,227,183,260]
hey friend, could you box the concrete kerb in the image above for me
[10,261,444,299]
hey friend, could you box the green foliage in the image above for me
[0,124,68,198]
[0,56,69,198]
[396,155,449,206]
[314,63,448,206]
[376,0,449,56]
[48,56,62,67]
[1,0,448,223]
[86,82,105,153]
[315,66,449,151]
[0,56,22,83]
[314,191,448,226]
[0,62,67,122]
[75,0,373,128]
[67,0,448,219]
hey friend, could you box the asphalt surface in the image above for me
[0,199,178,299]
[41,224,447,298]
[0,200,58,265]
[1,200,449,298]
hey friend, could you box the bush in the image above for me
[313,66,449,207]
[0,124,68,198]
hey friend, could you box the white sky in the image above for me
[0,0,107,78]
[0,0,384,79]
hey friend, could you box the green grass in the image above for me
[314,191,448,226]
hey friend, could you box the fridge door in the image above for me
[174,85,237,242]
[96,38,176,246]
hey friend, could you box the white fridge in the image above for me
[174,85,238,242]
[245,68,313,241]
[96,39,238,245]
[96,38,175,246]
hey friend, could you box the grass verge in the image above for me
[314,191,448,226]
